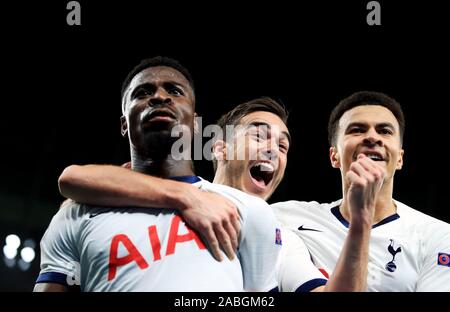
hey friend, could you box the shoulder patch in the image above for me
[275,228,282,245]
[438,253,450,267]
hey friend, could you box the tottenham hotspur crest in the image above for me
[385,239,402,272]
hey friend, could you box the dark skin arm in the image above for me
[58,164,240,262]
[33,283,68,292]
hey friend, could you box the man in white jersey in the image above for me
[56,96,384,292]
[273,91,450,291]
[34,56,281,292]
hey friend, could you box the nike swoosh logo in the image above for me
[298,225,322,232]
[89,212,106,219]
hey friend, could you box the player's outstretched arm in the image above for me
[58,164,240,261]
[33,283,68,292]
[60,165,193,208]
[323,154,385,291]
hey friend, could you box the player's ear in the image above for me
[120,116,128,137]
[213,139,227,161]
[396,148,404,170]
[194,113,200,135]
[330,146,341,168]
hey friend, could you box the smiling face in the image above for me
[217,111,290,200]
[330,105,404,184]
[121,66,196,158]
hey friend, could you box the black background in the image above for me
[0,1,449,292]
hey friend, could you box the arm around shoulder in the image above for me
[58,164,192,209]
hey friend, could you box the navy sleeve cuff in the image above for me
[36,272,80,291]
[269,286,279,292]
[295,278,327,292]
[36,272,69,285]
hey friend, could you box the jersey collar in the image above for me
[168,175,201,184]
[330,204,400,229]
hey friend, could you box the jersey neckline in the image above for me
[168,175,201,184]
[330,204,400,229]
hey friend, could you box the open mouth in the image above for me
[355,151,386,162]
[249,162,275,189]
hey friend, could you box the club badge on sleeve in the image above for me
[437,252,450,267]
[275,228,282,246]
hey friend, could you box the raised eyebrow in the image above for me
[247,121,271,129]
[247,122,291,143]
[245,122,271,135]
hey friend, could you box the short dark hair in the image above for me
[121,56,195,112]
[217,97,289,130]
[212,97,289,171]
[328,91,405,147]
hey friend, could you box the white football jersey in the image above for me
[37,176,281,292]
[272,199,450,292]
[276,227,327,292]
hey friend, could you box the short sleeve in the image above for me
[239,198,281,291]
[416,225,450,291]
[36,201,83,287]
[277,229,327,292]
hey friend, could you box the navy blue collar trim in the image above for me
[168,176,201,184]
[331,206,349,228]
[330,205,400,229]
[373,213,400,228]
